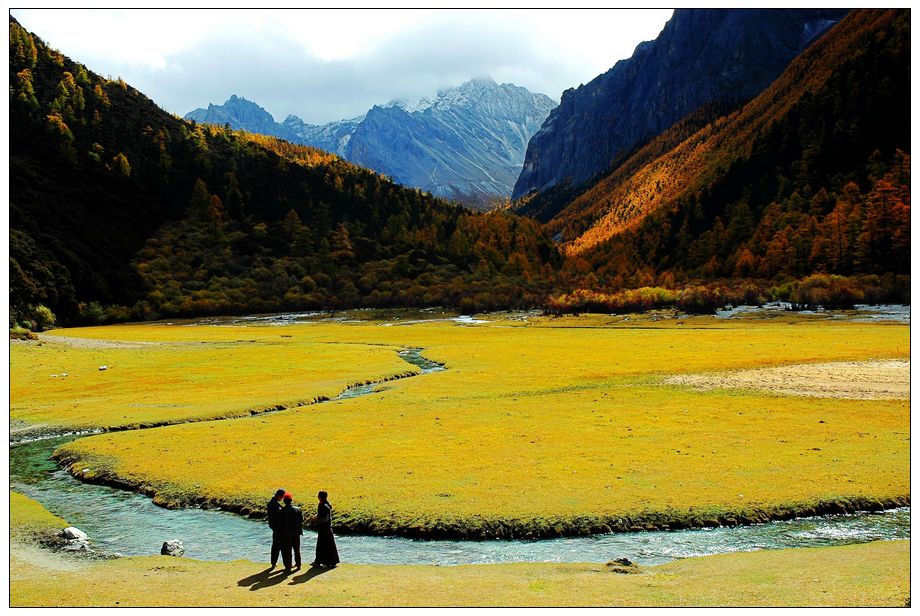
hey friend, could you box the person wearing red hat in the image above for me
[280,492,304,572]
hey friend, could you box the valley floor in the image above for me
[9,310,910,606]
[19,312,907,538]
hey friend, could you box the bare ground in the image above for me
[10,543,85,574]
[664,359,909,400]
[37,334,154,349]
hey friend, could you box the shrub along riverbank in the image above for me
[545,274,909,315]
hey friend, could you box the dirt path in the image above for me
[665,359,909,400]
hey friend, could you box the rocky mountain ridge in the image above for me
[511,8,848,207]
[186,78,556,206]
[186,95,290,140]
[553,9,909,288]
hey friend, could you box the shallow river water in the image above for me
[10,342,910,566]
[10,436,909,565]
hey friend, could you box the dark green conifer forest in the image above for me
[10,17,559,324]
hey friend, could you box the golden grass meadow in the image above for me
[10,328,415,430]
[9,312,911,606]
[13,313,908,537]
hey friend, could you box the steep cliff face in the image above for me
[512,8,847,206]
[555,9,909,283]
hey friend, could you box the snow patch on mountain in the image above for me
[185,79,556,206]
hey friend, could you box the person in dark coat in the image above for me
[266,488,286,568]
[310,490,340,568]
[280,492,304,572]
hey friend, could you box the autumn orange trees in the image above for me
[551,10,910,306]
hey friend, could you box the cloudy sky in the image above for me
[11,9,673,125]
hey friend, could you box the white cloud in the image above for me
[11,8,672,123]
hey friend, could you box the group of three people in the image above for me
[268,489,340,573]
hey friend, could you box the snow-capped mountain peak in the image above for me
[184,78,557,206]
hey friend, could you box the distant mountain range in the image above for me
[511,8,847,213]
[186,79,556,207]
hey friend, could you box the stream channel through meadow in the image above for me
[10,336,910,566]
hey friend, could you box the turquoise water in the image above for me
[10,434,909,566]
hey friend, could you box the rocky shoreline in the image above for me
[23,516,121,562]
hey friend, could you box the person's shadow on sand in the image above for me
[238,566,297,591]
[289,565,333,585]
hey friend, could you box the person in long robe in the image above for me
[310,490,340,568]
[266,488,285,568]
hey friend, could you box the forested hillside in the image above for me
[544,9,909,311]
[9,18,560,324]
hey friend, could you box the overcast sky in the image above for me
[11,9,673,125]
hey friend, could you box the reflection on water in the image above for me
[10,436,909,565]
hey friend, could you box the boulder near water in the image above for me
[61,527,91,551]
[161,540,185,557]
[62,527,88,541]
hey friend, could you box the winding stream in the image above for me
[9,347,910,566]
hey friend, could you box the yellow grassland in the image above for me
[9,492,70,543]
[11,328,416,430]
[11,543,910,607]
[9,490,909,607]
[18,314,909,536]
